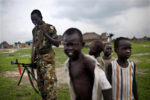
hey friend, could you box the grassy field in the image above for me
[0,41,150,100]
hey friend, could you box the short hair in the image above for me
[63,28,83,43]
[90,40,104,52]
[114,37,129,49]
[104,42,111,48]
[31,9,43,19]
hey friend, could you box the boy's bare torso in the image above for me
[69,54,94,100]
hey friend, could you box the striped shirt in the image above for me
[111,60,134,100]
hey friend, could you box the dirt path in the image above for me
[132,52,150,56]
[0,48,18,53]
[56,66,67,84]
[2,66,67,88]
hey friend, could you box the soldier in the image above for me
[31,9,59,100]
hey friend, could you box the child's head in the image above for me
[89,40,104,56]
[103,43,113,57]
[31,9,43,25]
[114,37,131,60]
[63,28,84,59]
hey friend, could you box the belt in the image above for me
[38,49,50,55]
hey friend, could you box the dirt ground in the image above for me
[132,52,150,57]
[2,66,67,89]
[0,48,18,53]
[1,48,68,88]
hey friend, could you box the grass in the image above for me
[0,77,41,100]
[136,60,150,99]
[57,84,70,100]
[0,40,150,100]
[131,41,150,54]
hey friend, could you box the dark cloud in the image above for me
[53,0,149,21]
[0,0,150,43]
[52,0,150,36]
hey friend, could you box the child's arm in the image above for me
[102,89,112,100]
[101,63,112,100]
[106,63,112,85]
[133,63,138,100]
[100,66,112,100]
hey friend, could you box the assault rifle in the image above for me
[11,59,39,94]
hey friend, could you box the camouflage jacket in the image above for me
[32,21,57,61]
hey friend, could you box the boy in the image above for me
[31,9,59,100]
[89,40,105,71]
[102,43,115,73]
[63,28,112,100]
[107,37,138,100]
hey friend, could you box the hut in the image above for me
[83,32,109,46]
[83,32,101,46]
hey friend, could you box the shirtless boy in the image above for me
[63,28,112,100]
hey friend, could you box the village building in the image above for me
[131,36,150,42]
[83,32,109,46]
[83,32,100,46]
[14,42,21,48]
[0,41,13,49]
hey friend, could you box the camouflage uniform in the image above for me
[32,21,57,100]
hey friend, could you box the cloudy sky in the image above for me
[0,0,150,44]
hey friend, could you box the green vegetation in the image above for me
[0,41,150,100]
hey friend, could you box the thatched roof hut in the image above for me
[83,32,101,46]
[83,32,108,46]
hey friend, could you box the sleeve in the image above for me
[94,66,111,90]
[32,29,36,44]
[99,68,112,90]
[31,28,37,62]
[48,25,58,39]
[65,60,76,100]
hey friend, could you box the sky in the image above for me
[0,0,150,44]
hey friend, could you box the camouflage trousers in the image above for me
[37,54,57,100]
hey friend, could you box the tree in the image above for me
[108,33,114,42]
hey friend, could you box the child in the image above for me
[89,40,105,71]
[63,28,112,100]
[107,37,138,100]
[102,43,115,73]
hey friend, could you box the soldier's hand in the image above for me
[34,57,38,61]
